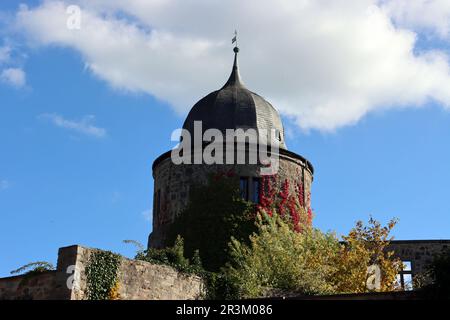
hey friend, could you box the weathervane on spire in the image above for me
[232,30,239,53]
[232,30,238,48]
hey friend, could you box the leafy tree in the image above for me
[334,217,402,293]
[224,212,402,298]
[226,212,338,298]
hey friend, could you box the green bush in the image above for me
[138,236,204,275]
[225,213,338,298]
[203,271,241,300]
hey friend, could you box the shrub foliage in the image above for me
[224,212,402,298]
[137,235,204,275]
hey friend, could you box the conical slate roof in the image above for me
[182,47,287,149]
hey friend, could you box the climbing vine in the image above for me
[166,171,256,271]
[258,174,312,232]
[85,250,122,300]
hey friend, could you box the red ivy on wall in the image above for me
[257,174,313,232]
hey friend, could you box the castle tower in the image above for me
[148,47,314,248]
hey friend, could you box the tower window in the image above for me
[239,177,248,201]
[252,178,260,203]
[239,177,260,203]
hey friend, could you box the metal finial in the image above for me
[222,31,243,88]
[232,30,238,49]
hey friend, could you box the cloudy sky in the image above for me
[1,0,450,276]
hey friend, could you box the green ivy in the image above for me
[137,236,204,275]
[85,250,121,300]
[166,172,256,271]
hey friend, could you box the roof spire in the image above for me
[222,31,243,88]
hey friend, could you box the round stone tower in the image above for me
[148,47,314,248]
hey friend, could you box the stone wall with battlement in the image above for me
[0,245,204,300]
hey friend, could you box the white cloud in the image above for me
[0,46,11,64]
[0,180,9,191]
[141,209,152,222]
[1,67,26,87]
[12,0,450,131]
[39,113,107,138]
[381,0,450,38]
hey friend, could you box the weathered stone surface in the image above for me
[0,245,204,300]
[388,240,450,282]
[0,271,71,300]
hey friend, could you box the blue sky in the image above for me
[1,1,450,277]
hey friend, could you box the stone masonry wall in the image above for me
[388,240,450,279]
[0,271,71,300]
[0,245,204,300]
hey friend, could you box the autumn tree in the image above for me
[224,212,402,298]
[333,217,402,293]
